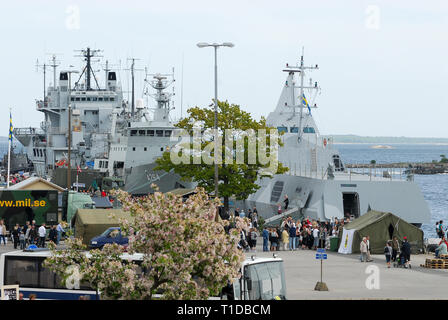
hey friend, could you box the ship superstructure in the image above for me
[244,51,431,226]
[14,48,125,181]
[14,48,192,194]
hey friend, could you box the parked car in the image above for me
[89,227,128,250]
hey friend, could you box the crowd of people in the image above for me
[0,219,65,249]
[260,216,348,252]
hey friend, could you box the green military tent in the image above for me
[339,210,424,254]
[72,209,134,245]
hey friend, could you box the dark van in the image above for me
[89,227,128,249]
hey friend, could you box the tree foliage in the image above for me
[44,187,246,300]
[155,100,288,212]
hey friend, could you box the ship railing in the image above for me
[36,99,50,109]
[13,127,45,136]
[345,165,406,181]
[288,161,406,181]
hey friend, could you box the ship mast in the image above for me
[75,48,102,90]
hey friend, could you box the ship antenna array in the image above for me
[125,58,144,118]
[284,47,320,141]
[74,48,103,91]
[36,54,61,102]
[35,59,47,102]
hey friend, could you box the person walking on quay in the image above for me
[0,220,7,246]
[312,226,319,250]
[38,223,46,248]
[262,227,269,252]
[391,236,400,262]
[49,225,57,244]
[12,224,20,249]
[283,194,289,211]
[282,228,289,251]
[19,231,26,250]
[289,223,296,251]
[384,241,393,268]
[360,237,368,262]
[435,236,448,258]
[270,228,279,251]
[437,220,445,238]
[366,235,373,262]
[56,222,65,245]
[249,228,258,251]
[401,236,411,268]
[28,225,37,245]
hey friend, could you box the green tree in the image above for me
[155,100,288,214]
[440,155,448,163]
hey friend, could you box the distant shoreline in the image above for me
[333,142,448,145]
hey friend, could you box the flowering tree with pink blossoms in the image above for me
[44,187,246,300]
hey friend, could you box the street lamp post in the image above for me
[66,70,79,190]
[197,42,234,210]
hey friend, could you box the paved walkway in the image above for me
[245,241,448,299]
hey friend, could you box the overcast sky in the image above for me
[0,0,447,138]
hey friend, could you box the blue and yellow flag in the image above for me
[301,94,311,115]
[8,112,13,142]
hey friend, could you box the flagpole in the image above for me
[7,134,11,189]
[7,109,12,189]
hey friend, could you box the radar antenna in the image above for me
[74,48,103,90]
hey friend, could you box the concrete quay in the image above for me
[246,242,448,300]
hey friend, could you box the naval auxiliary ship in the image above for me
[243,52,430,226]
[13,48,193,194]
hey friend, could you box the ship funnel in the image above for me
[59,71,68,91]
[136,98,144,109]
[107,71,117,91]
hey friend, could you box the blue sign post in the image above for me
[315,248,329,291]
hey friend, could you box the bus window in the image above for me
[5,257,39,287]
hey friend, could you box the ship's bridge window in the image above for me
[86,97,91,101]
[92,97,98,101]
[147,130,154,136]
[104,97,109,101]
[277,126,288,134]
[303,127,316,134]
[290,127,299,133]
[81,97,86,101]
[138,130,145,136]
[110,97,115,101]
[75,97,80,101]
[130,130,137,136]
[98,97,103,101]
[70,97,75,101]
[156,130,163,137]
[164,130,172,137]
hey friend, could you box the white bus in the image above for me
[222,255,287,300]
[0,249,143,300]
[0,249,286,300]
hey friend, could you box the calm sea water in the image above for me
[336,143,448,238]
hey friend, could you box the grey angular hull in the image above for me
[241,173,431,225]
[123,163,195,195]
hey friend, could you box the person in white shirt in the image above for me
[38,223,46,248]
[312,227,320,249]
